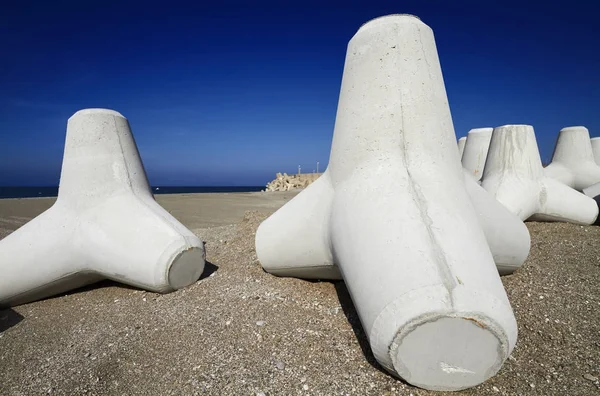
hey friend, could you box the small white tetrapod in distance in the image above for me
[544,126,600,191]
[461,128,493,182]
[481,124,598,224]
[457,136,466,158]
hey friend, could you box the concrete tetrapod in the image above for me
[457,136,466,158]
[0,109,206,307]
[582,139,600,206]
[256,15,518,391]
[461,128,493,182]
[591,137,600,165]
[544,126,600,191]
[481,124,598,224]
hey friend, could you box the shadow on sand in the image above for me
[0,261,219,333]
[334,280,414,387]
[333,281,382,370]
[199,261,219,280]
[37,260,219,302]
[0,308,24,333]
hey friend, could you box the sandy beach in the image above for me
[0,192,599,395]
[0,192,298,238]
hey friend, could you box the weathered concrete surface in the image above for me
[256,14,518,391]
[481,124,598,224]
[0,109,205,307]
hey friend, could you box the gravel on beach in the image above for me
[0,197,599,395]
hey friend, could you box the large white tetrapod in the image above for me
[0,109,206,307]
[256,15,519,391]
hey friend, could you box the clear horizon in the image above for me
[1,0,599,186]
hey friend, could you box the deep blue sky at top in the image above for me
[1,1,599,186]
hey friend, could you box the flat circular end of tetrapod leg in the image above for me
[167,247,206,290]
[390,314,507,391]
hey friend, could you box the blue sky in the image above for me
[1,0,598,186]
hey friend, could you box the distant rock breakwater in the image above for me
[263,173,323,192]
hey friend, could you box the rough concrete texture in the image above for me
[264,173,323,192]
[461,128,493,182]
[457,136,466,158]
[481,125,598,225]
[544,126,600,191]
[257,15,519,391]
[1,201,598,396]
[0,109,205,307]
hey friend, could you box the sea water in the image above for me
[0,186,264,199]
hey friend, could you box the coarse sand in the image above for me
[0,192,598,395]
